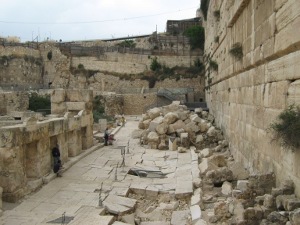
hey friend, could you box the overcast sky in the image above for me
[0,0,200,42]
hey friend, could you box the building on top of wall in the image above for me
[166,17,202,35]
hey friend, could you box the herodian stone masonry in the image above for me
[204,0,300,195]
[0,89,94,202]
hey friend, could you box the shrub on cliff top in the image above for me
[183,25,205,50]
[270,105,300,150]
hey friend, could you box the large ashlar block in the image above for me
[51,102,66,115]
[275,0,289,11]
[254,0,274,29]
[48,118,64,136]
[51,89,66,103]
[66,102,86,111]
[287,80,300,105]
[276,0,300,32]
[66,89,93,102]
[275,16,300,55]
[254,13,276,48]
[266,50,300,83]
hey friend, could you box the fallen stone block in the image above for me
[171,210,190,225]
[206,167,233,184]
[199,148,212,158]
[263,194,275,210]
[207,126,217,137]
[190,114,202,123]
[228,162,249,180]
[236,180,249,192]
[158,201,179,210]
[180,132,189,148]
[276,194,295,210]
[148,107,162,120]
[221,181,232,196]
[191,193,201,206]
[286,199,300,211]
[149,116,164,132]
[267,211,288,224]
[146,185,159,199]
[121,213,135,225]
[190,205,202,223]
[103,195,137,215]
[290,208,300,225]
[163,112,179,124]
[156,122,168,135]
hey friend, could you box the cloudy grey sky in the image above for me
[0,0,200,42]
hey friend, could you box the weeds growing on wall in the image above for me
[229,42,243,60]
[93,95,105,123]
[183,25,205,50]
[214,36,219,43]
[201,0,210,20]
[117,40,136,48]
[209,60,218,71]
[70,64,99,78]
[270,105,300,150]
[150,57,162,72]
[0,55,43,66]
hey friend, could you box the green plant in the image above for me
[92,95,105,123]
[150,57,162,72]
[28,93,51,112]
[183,25,205,50]
[229,42,243,60]
[213,10,220,20]
[214,36,219,43]
[209,60,218,71]
[117,40,136,48]
[270,105,300,149]
[201,0,210,20]
[78,64,85,69]
[47,51,52,60]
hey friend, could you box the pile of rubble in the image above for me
[135,101,223,151]
[130,102,300,224]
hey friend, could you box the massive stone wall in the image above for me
[204,0,300,195]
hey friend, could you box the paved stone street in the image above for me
[0,116,199,225]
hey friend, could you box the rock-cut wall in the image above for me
[204,0,300,195]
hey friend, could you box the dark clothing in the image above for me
[104,129,109,146]
[52,146,61,173]
[52,147,60,157]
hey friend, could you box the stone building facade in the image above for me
[0,89,94,202]
[204,0,300,195]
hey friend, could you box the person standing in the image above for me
[52,144,62,177]
[104,128,109,146]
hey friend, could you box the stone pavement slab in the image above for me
[103,195,136,215]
